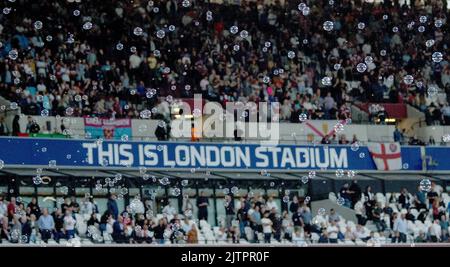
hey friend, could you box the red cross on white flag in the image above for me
[367,142,402,171]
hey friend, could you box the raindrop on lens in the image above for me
[419,16,427,23]
[288,51,296,59]
[83,22,93,30]
[133,27,143,36]
[8,49,18,60]
[34,21,43,30]
[321,77,332,86]
[182,0,191,7]
[427,87,438,97]
[301,176,309,184]
[318,208,326,216]
[299,113,307,122]
[323,21,334,31]
[356,63,367,73]
[364,56,373,64]
[239,30,249,38]
[230,26,239,34]
[156,30,165,38]
[403,75,414,85]
[432,52,443,63]
[335,169,344,178]
[419,179,432,192]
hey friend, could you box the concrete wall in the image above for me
[15,115,399,144]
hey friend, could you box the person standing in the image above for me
[196,191,209,221]
[12,115,20,136]
[261,212,273,243]
[107,193,119,220]
[224,194,235,230]
[63,210,76,239]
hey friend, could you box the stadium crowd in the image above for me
[0,179,449,245]
[0,0,448,127]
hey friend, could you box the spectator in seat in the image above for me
[318,229,329,243]
[328,209,341,224]
[429,219,442,242]
[27,197,41,218]
[349,180,362,208]
[152,218,168,244]
[339,183,352,208]
[371,202,386,232]
[63,209,76,239]
[112,215,127,243]
[52,208,64,243]
[186,224,199,244]
[338,134,349,144]
[155,122,168,141]
[289,196,300,214]
[326,220,339,244]
[429,136,436,145]
[415,231,427,243]
[321,134,331,144]
[392,212,408,243]
[351,134,358,144]
[37,208,55,243]
[439,214,449,241]
[398,188,411,209]
[442,103,450,125]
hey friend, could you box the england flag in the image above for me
[367,143,402,171]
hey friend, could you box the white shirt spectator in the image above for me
[81,200,95,216]
[162,204,176,216]
[429,222,442,240]
[0,201,7,219]
[354,201,364,216]
[393,217,408,234]
[327,225,339,239]
[129,54,142,69]
[64,215,76,231]
[266,200,278,211]
[261,218,273,234]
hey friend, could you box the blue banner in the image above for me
[0,137,424,171]
[425,147,450,171]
